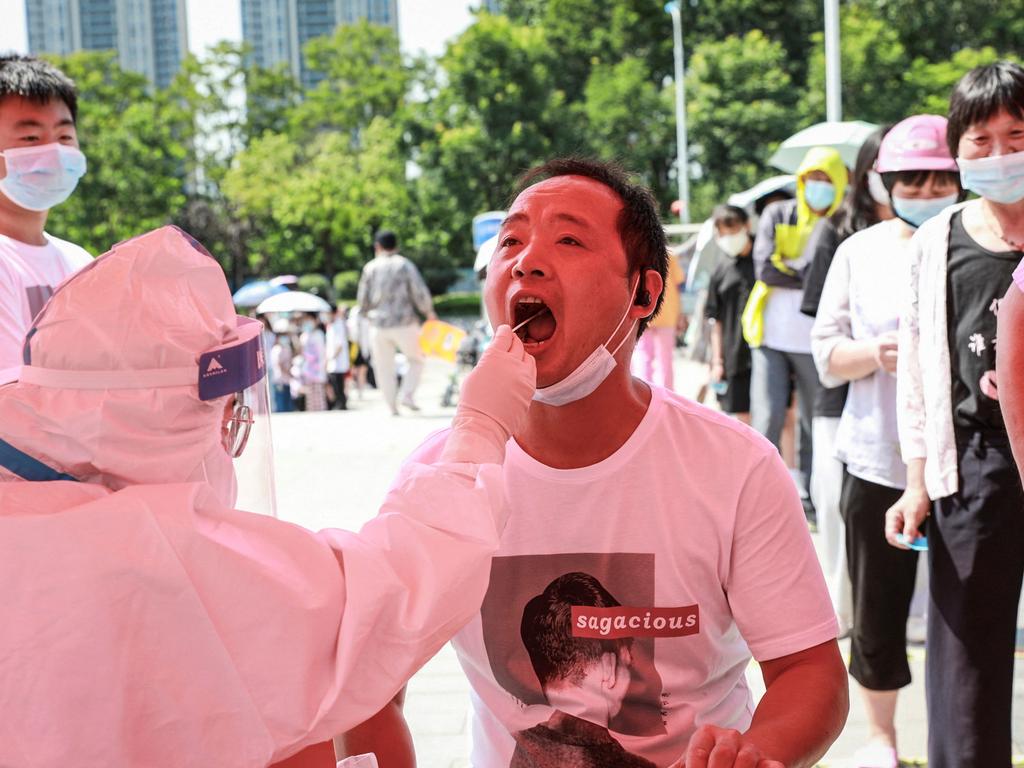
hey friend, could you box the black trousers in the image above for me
[928,431,1024,768]
[328,372,347,410]
[841,469,918,690]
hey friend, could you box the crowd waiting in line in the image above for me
[2,48,1024,768]
[631,61,1024,768]
[256,229,436,416]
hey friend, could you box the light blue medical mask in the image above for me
[0,142,86,212]
[891,193,960,229]
[803,179,836,212]
[957,149,1024,205]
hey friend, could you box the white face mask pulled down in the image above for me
[531,275,640,407]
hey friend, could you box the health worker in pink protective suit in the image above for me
[0,225,536,768]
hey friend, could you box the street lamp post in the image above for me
[824,0,842,121]
[665,1,690,225]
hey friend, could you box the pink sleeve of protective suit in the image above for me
[0,463,505,766]
[159,460,507,764]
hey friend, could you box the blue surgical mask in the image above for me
[957,149,1024,205]
[803,179,836,212]
[891,193,960,229]
[0,142,86,212]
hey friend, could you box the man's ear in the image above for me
[600,650,619,689]
[633,268,664,319]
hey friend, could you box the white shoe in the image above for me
[852,743,898,768]
[906,615,926,645]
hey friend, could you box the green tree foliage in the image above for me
[583,57,675,202]
[860,0,1024,63]
[905,48,1022,116]
[291,21,410,139]
[686,31,797,215]
[408,14,572,269]
[803,3,911,124]
[38,1,1024,290]
[503,0,671,97]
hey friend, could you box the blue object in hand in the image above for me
[895,533,928,551]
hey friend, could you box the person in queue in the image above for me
[743,147,849,508]
[812,115,963,768]
[0,54,91,384]
[886,61,1024,767]
[705,204,756,423]
[799,126,893,638]
[0,225,536,767]
[339,157,848,768]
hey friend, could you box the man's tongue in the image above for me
[526,311,556,343]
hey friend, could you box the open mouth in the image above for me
[512,296,557,346]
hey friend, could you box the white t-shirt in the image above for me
[326,318,350,374]
[761,286,815,354]
[811,220,909,489]
[0,232,92,383]
[401,387,838,768]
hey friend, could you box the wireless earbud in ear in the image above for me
[634,270,652,306]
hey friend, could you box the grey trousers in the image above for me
[749,345,819,494]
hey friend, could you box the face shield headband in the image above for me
[10,318,276,516]
[18,316,268,402]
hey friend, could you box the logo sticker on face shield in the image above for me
[198,333,265,401]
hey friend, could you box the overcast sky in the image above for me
[0,0,478,59]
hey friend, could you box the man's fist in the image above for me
[669,725,784,768]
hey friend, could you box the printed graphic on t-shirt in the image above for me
[25,285,55,321]
[481,553,701,765]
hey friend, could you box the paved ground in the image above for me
[272,353,1024,767]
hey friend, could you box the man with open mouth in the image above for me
[340,158,848,768]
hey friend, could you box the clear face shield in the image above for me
[198,317,277,518]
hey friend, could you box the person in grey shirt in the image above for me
[356,230,436,414]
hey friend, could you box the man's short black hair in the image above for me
[512,157,669,335]
[374,229,398,250]
[711,204,749,230]
[520,571,632,690]
[0,54,78,123]
[947,61,1024,157]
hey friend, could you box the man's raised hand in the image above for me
[669,725,785,768]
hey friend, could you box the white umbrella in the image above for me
[255,290,332,315]
[727,175,796,210]
[769,120,879,173]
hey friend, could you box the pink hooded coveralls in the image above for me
[0,227,512,767]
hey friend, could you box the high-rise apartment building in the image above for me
[24,0,188,89]
[241,0,398,90]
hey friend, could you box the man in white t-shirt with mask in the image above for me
[340,158,848,768]
[0,55,91,384]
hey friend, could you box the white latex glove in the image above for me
[441,325,536,464]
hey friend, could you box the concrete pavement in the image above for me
[272,352,1024,767]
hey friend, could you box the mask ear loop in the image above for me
[606,273,643,358]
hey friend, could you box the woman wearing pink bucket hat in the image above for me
[811,114,963,768]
